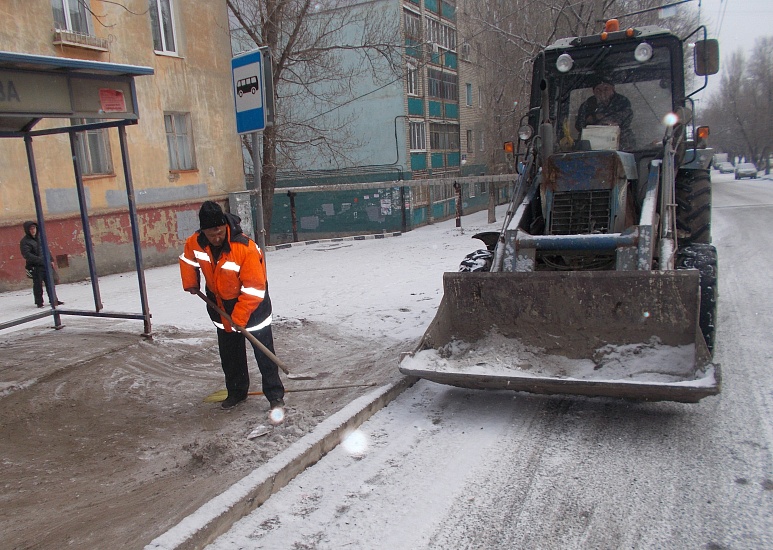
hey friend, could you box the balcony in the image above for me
[53,29,109,52]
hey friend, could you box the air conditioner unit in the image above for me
[460,43,471,60]
[53,29,109,52]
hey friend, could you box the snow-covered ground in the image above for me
[2,207,502,341]
[203,173,773,549]
[5,173,773,549]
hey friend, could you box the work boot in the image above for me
[269,398,285,410]
[221,394,247,410]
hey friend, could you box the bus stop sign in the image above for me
[232,49,266,134]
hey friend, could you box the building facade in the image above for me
[265,0,499,242]
[0,0,244,290]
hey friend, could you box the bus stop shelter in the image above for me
[0,51,155,336]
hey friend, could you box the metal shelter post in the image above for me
[118,124,152,336]
[68,130,103,311]
[24,134,62,328]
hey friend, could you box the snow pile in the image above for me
[401,332,716,386]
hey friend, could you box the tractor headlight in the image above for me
[556,53,574,73]
[518,125,534,141]
[635,42,653,62]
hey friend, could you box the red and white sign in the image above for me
[99,88,126,112]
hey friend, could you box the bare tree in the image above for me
[703,37,773,168]
[227,0,402,242]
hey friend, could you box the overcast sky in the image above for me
[695,0,771,58]
[684,0,771,100]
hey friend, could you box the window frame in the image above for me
[410,120,427,151]
[150,0,178,55]
[407,68,419,96]
[427,68,458,101]
[164,112,197,171]
[403,9,421,40]
[71,118,114,177]
[52,0,92,34]
[430,122,459,150]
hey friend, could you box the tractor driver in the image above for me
[575,75,635,149]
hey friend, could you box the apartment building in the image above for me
[276,0,490,181]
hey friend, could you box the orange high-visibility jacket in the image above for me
[179,216,271,332]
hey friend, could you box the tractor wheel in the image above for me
[459,249,493,272]
[676,244,718,356]
[676,169,711,244]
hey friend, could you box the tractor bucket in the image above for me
[400,270,720,403]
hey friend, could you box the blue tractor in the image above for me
[401,21,721,403]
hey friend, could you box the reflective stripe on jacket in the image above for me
[179,216,271,331]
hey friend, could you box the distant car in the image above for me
[735,163,758,180]
[717,161,734,174]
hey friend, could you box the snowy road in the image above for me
[209,173,773,550]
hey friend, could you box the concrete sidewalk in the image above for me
[0,317,413,549]
[146,375,416,550]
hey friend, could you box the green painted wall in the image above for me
[408,97,424,115]
[411,153,428,170]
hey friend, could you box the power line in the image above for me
[716,0,730,36]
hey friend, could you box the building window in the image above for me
[466,129,473,153]
[478,86,483,108]
[404,10,421,40]
[72,119,113,176]
[478,130,485,152]
[430,123,459,150]
[424,17,456,51]
[460,42,471,60]
[407,68,418,96]
[427,69,458,101]
[466,83,472,106]
[52,0,91,34]
[150,0,177,54]
[410,121,426,151]
[164,113,196,170]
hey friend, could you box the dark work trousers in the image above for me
[30,266,54,306]
[216,325,285,404]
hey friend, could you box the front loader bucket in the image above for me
[400,271,720,403]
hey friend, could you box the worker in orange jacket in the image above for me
[179,201,285,410]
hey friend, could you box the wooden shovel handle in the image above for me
[195,290,291,376]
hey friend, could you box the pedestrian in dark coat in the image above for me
[19,221,63,308]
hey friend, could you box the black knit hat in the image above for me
[199,201,227,230]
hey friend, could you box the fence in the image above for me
[230,174,517,245]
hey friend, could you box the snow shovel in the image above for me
[195,290,317,380]
[203,382,377,403]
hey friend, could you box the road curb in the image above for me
[145,375,418,550]
[266,232,402,252]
